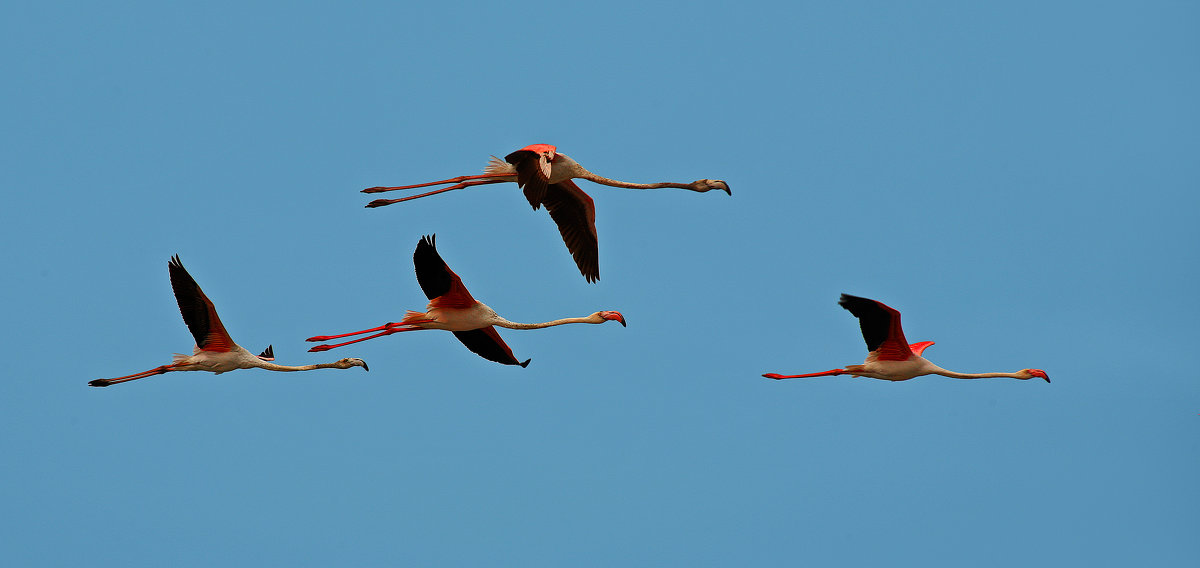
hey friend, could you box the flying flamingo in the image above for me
[305,235,626,366]
[89,256,368,387]
[361,144,730,283]
[762,294,1049,383]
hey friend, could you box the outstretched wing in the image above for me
[413,235,476,309]
[451,327,530,367]
[168,255,235,352]
[542,180,599,283]
[838,294,912,361]
[505,144,555,209]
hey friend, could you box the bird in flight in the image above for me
[763,294,1049,383]
[90,256,368,387]
[361,144,730,283]
[306,235,626,367]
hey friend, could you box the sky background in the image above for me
[2,1,1197,565]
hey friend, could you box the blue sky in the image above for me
[2,1,1196,565]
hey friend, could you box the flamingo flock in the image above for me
[89,144,1047,388]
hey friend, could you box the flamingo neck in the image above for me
[492,315,601,330]
[577,170,690,190]
[253,361,345,372]
[932,368,1024,380]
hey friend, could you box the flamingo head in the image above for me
[338,358,369,371]
[1020,368,1049,382]
[689,179,731,195]
[597,310,627,327]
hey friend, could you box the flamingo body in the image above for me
[90,257,368,387]
[762,294,1049,383]
[306,235,626,367]
[362,144,729,283]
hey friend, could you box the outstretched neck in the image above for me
[575,168,693,190]
[254,361,345,372]
[492,315,601,330]
[933,368,1024,380]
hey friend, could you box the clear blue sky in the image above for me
[2,1,1196,565]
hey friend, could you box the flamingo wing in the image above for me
[838,294,912,361]
[908,341,935,356]
[168,255,235,353]
[505,145,554,210]
[451,327,530,367]
[413,235,476,309]
[541,180,600,283]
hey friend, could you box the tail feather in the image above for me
[484,156,514,175]
[401,310,432,325]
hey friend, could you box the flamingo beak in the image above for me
[603,312,627,327]
[362,362,370,372]
[1030,369,1049,382]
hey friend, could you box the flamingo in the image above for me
[762,294,1049,383]
[89,256,368,387]
[361,144,730,283]
[305,235,626,366]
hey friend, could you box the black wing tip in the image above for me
[414,234,438,261]
[518,358,531,368]
[838,293,883,314]
[168,255,197,286]
[88,379,111,387]
[839,293,868,305]
[258,345,274,359]
[416,234,438,255]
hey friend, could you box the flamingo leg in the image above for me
[307,326,425,352]
[365,179,509,208]
[89,363,179,387]
[362,172,514,194]
[762,369,847,380]
[305,320,430,342]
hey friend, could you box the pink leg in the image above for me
[762,369,846,380]
[305,321,421,342]
[365,179,508,208]
[362,173,515,193]
[307,326,425,352]
[89,363,178,387]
